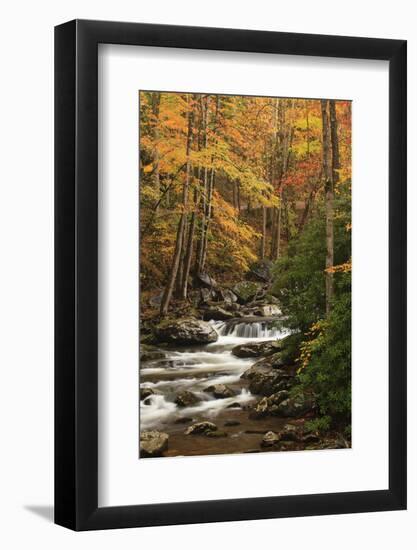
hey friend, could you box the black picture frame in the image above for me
[55,19,407,531]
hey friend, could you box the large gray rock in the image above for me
[275,394,316,418]
[215,288,238,304]
[251,352,288,370]
[204,384,236,399]
[242,360,293,396]
[195,272,217,288]
[199,288,217,304]
[247,260,273,283]
[232,281,264,304]
[184,421,218,435]
[175,390,200,407]
[202,306,235,321]
[253,305,282,317]
[232,340,282,358]
[140,431,169,457]
[155,318,218,345]
[250,390,289,418]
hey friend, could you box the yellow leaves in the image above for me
[138,91,352,292]
[325,260,352,274]
[297,320,327,373]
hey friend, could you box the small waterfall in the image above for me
[212,319,283,339]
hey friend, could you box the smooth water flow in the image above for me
[214,320,283,339]
[140,320,288,430]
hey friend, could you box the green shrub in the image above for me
[298,283,351,420]
[305,416,331,434]
[272,187,351,429]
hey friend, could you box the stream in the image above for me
[140,320,289,434]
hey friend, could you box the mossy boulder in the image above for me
[232,281,264,304]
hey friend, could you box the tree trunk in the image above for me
[151,92,161,203]
[195,96,209,274]
[180,165,200,300]
[272,99,292,261]
[321,99,334,316]
[181,208,196,299]
[200,96,220,271]
[160,97,194,315]
[195,95,220,274]
[275,193,282,260]
[260,206,267,259]
[329,100,340,184]
[270,207,277,258]
[298,178,321,233]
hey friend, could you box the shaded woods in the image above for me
[139,92,352,457]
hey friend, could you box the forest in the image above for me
[139,91,351,458]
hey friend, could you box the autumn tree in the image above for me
[160,95,195,315]
[139,92,350,318]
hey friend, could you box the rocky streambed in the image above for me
[139,318,347,458]
[140,267,349,458]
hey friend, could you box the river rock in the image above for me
[195,272,217,288]
[199,288,217,304]
[202,306,235,321]
[175,390,200,407]
[214,288,238,304]
[155,318,218,345]
[249,397,269,418]
[226,402,242,409]
[250,390,289,418]
[232,281,264,304]
[232,339,282,358]
[275,394,316,418]
[280,423,301,442]
[242,362,293,396]
[204,384,236,399]
[261,431,280,447]
[184,421,218,435]
[140,430,169,457]
[252,352,288,370]
[253,305,282,317]
[301,433,321,444]
[247,260,273,283]
[140,387,155,401]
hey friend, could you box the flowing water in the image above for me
[140,319,289,431]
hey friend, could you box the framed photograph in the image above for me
[55,19,406,530]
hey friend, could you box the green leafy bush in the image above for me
[298,281,351,421]
[305,416,331,434]
[272,188,351,430]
